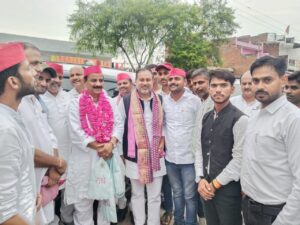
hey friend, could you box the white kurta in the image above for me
[65,93,124,205]
[42,90,71,162]
[69,88,80,100]
[18,95,58,224]
[0,104,36,224]
[118,96,166,180]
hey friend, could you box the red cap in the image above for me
[0,43,25,72]
[155,62,173,71]
[84,65,102,77]
[47,62,63,76]
[169,68,186,77]
[117,72,131,81]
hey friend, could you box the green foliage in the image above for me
[167,33,220,71]
[69,0,238,71]
[167,0,238,70]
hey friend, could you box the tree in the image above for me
[166,33,220,71]
[69,0,238,71]
[167,0,238,70]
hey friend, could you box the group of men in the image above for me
[1,41,300,225]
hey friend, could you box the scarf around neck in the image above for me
[127,90,163,184]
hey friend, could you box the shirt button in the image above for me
[208,140,211,144]
[205,166,208,170]
[207,153,210,156]
[210,129,213,132]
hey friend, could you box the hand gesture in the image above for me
[198,178,215,201]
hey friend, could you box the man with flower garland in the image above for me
[65,65,124,225]
[118,68,166,225]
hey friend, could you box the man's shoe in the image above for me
[199,217,207,225]
[117,205,128,222]
[160,212,173,225]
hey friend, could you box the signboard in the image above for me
[50,55,111,68]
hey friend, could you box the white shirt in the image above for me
[18,95,58,224]
[163,90,202,164]
[65,93,124,204]
[118,95,166,179]
[42,90,71,162]
[69,88,80,99]
[230,95,260,116]
[0,104,36,224]
[193,97,217,181]
[155,89,169,99]
[241,95,300,225]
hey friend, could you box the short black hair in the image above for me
[186,69,196,81]
[0,64,21,96]
[144,64,157,71]
[192,68,209,79]
[209,69,235,85]
[250,56,287,77]
[135,68,152,80]
[288,71,300,84]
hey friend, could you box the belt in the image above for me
[244,195,285,217]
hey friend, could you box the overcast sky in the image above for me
[0,0,299,42]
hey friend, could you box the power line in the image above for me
[230,0,300,34]
[235,13,281,34]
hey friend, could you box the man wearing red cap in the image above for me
[163,68,202,225]
[118,68,166,225]
[114,72,134,105]
[42,63,75,225]
[156,63,172,97]
[69,66,85,99]
[66,65,124,225]
[19,44,67,225]
[0,43,37,225]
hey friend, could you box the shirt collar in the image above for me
[45,89,63,98]
[0,103,18,115]
[169,89,189,102]
[262,95,287,114]
[214,101,232,117]
[136,90,154,101]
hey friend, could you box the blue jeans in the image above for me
[166,160,197,225]
[162,175,173,213]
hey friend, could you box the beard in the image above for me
[16,78,35,100]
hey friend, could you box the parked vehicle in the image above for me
[60,64,135,97]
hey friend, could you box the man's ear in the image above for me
[231,84,235,94]
[281,75,287,87]
[6,76,20,90]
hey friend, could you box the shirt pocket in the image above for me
[58,101,69,115]
[178,106,194,125]
[253,134,285,163]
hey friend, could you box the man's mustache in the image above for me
[255,90,268,95]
